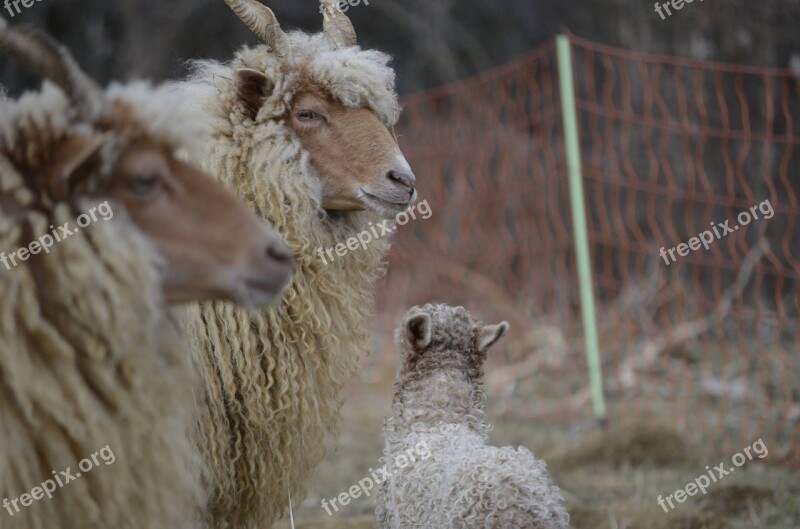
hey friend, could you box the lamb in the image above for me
[179,1,417,526]
[376,304,571,529]
[0,20,292,529]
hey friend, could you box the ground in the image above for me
[270,307,799,529]
[274,383,800,529]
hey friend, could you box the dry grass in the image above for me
[272,382,799,529]
[271,312,799,529]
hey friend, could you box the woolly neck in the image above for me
[183,36,400,528]
[389,368,491,439]
[0,77,216,529]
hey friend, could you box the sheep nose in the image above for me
[267,242,293,268]
[387,170,416,195]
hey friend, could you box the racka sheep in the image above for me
[377,304,570,529]
[0,20,292,529]
[181,1,416,526]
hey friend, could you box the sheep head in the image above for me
[225,0,417,217]
[397,304,510,384]
[0,21,293,308]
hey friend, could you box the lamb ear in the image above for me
[476,322,509,353]
[405,312,431,349]
[234,68,275,119]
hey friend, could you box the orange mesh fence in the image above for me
[375,34,800,465]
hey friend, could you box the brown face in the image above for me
[104,140,293,307]
[234,68,416,218]
[286,88,416,216]
[45,135,293,307]
[0,13,292,307]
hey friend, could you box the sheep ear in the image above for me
[43,133,106,196]
[234,68,275,119]
[476,322,509,353]
[405,313,431,349]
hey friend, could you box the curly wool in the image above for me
[377,304,570,529]
[180,31,398,529]
[0,82,211,173]
[0,87,206,529]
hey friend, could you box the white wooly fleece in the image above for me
[177,26,401,529]
[182,30,400,129]
[105,81,212,155]
[0,81,207,529]
[377,304,570,529]
[0,80,210,178]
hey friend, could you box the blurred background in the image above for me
[2,0,800,93]
[3,1,799,528]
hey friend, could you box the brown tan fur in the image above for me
[0,21,291,529]
[181,3,414,526]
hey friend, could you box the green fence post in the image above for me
[555,34,607,423]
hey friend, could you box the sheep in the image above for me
[0,20,292,529]
[179,1,417,527]
[376,304,571,529]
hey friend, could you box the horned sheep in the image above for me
[376,304,571,529]
[180,0,417,526]
[0,20,292,529]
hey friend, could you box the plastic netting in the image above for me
[375,35,800,465]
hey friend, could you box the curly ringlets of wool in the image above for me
[377,304,571,529]
[0,84,207,529]
[181,29,400,529]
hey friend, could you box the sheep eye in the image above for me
[296,110,320,121]
[128,173,161,196]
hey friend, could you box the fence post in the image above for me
[555,34,607,423]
